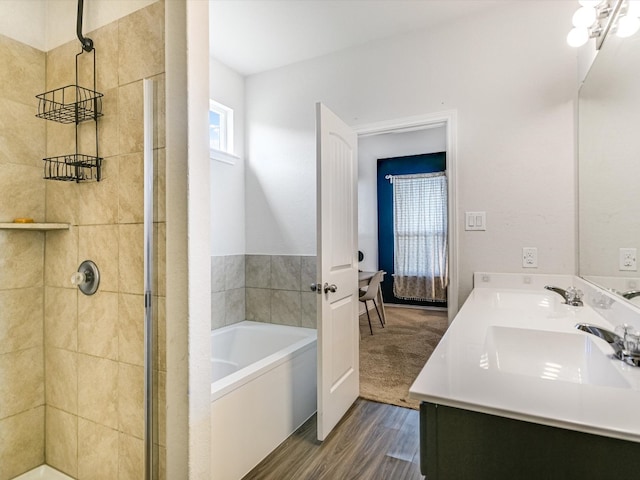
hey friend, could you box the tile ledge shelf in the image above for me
[0,222,70,231]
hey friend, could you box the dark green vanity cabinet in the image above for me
[420,402,640,479]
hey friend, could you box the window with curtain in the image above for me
[392,172,448,302]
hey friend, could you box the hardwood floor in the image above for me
[242,399,424,480]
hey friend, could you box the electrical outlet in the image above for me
[522,247,538,268]
[619,248,637,271]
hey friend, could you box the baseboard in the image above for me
[385,304,447,312]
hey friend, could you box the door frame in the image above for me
[354,110,459,323]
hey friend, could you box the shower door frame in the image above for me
[143,77,155,480]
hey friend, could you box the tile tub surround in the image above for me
[246,255,317,328]
[0,34,46,480]
[211,255,317,330]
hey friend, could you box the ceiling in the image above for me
[209,0,505,76]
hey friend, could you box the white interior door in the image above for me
[315,102,359,441]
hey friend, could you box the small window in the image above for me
[210,99,236,164]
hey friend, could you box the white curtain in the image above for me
[392,172,448,302]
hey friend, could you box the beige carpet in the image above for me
[359,306,449,410]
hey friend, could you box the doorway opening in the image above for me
[355,110,458,321]
[354,111,457,409]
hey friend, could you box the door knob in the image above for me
[324,283,338,293]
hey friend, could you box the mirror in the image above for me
[578,28,640,305]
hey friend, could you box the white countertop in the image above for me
[409,284,640,443]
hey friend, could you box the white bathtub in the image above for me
[210,321,317,480]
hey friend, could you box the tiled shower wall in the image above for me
[0,34,47,480]
[41,2,166,479]
[211,255,318,329]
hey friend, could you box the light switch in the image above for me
[465,212,486,231]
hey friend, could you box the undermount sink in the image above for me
[488,291,556,311]
[481,326,630,389]
[482,291,570,320]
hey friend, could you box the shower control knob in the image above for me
[310,283,318,292]
[71,260,100,296]
[71,271,86,286]
[323,283,338,294]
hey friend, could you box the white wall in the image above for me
[185,0,212,473]
[166,0,212,477]
[0,0,156,51]
[210,57,246,255]
[0,0,47,50]
[358,127,446,272]
[245,1,578,305]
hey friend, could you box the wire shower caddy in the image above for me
[36,39,102,182]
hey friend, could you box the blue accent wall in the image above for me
[377,152,446,307]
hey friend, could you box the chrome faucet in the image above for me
[544,285,584,306]
[621,290,640,300]
[575,323,640,367]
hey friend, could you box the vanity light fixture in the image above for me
[615,1,640,37]
[567,25,591,47]
[567,0,640,47]
[573,5,598,28]
[628,0,640,14]
[566,0,619,48]
[616,13,640,36]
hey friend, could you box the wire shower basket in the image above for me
[42,154,102,182]
[37,45,103,183]
[36,85,103,124]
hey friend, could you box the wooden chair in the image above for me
[359,270,385,335]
